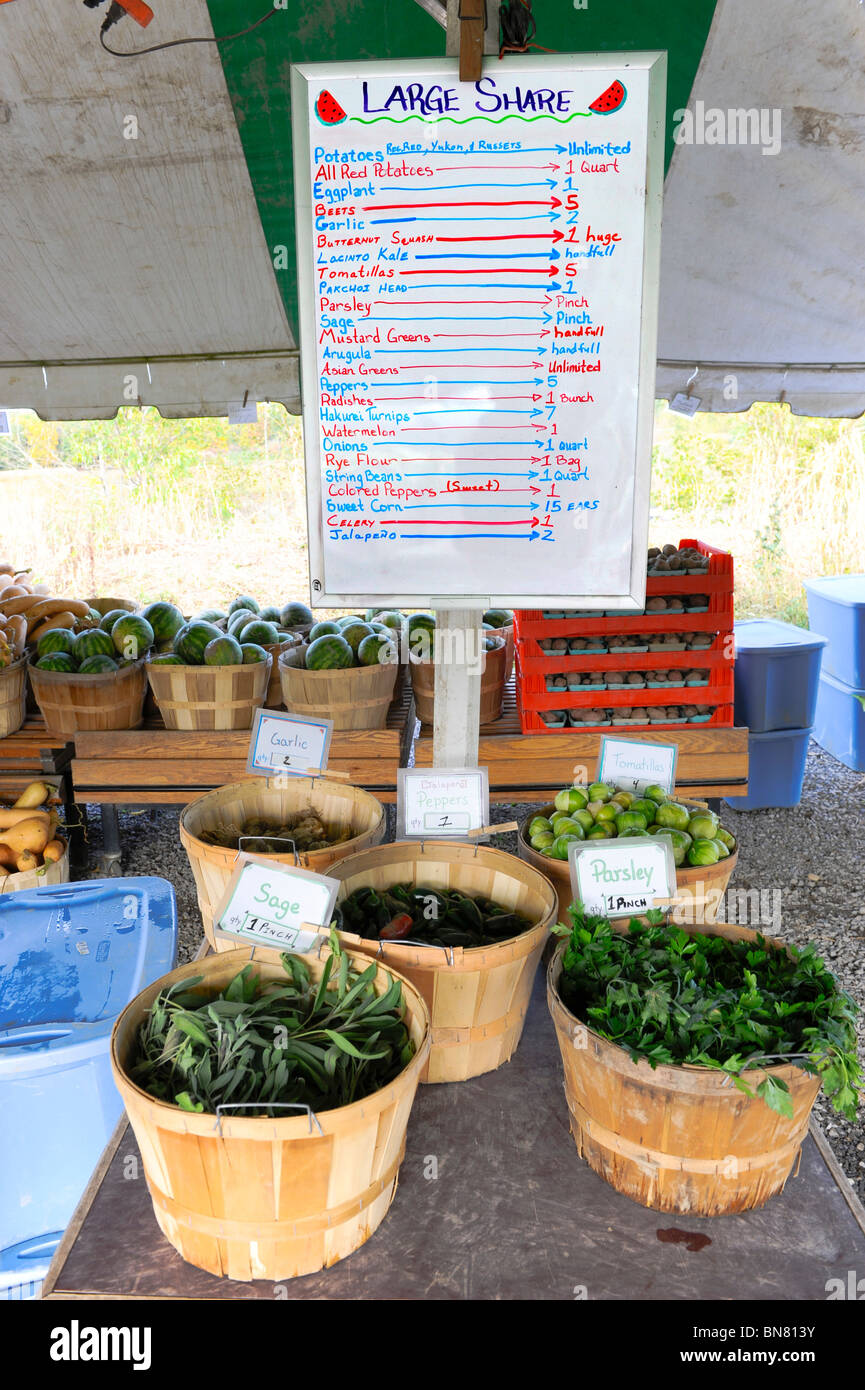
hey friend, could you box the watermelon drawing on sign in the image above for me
[315,90,347,125]
[588,80,627,115]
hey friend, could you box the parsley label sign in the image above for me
[568,835,675,918]
[247,707,333,779]
[597,736,678,796]
[213,855,339,953]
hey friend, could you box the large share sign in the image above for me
[292,53,666,610]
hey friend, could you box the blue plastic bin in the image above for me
[813,669,865,771]
[724,726,813,810]
[803,575,865,688]
[0,878,177,1299]
[733,620,827,732]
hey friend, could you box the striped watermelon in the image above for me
[78,654,119,674]
[37,628,77,659]
[228,596,259,617]
[111,614,154,661]
[149,653,184,666]
[238,620,279,646]
[204,635,243,666]
[74,628,116,663]
[36,652,77,672]
[306,634,353,669]
[241,643,269,665]
[140,601,185,643]
[100,608,131,634]
[174,620,222,665]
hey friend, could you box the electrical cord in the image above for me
[99,5,277,57]
[499,0,555,58]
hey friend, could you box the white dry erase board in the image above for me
[291,53,666,610]
[213,855,339,953]
[397,766,489,838]
[597,736,678,795]
[568,835,675,919]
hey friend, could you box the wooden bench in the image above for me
[415,679,749,802]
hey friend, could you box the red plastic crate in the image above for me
[518,665,734,715]
[516,697,735,735]
[645,537,734,595]
[515,630,734,678]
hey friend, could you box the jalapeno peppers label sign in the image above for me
[397,767,489,838]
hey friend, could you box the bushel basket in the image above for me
[29,659,147,735]
[146,656,271,731]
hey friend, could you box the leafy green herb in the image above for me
[130,935,414,1116]
[556,905,861,1120]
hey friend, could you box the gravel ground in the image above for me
[74,739,865,1209]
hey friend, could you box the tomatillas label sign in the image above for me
[597,735,678,795]
[212,855,339,953]
[568,835,675,918]
[247,707,333,778]
[397,767,489,838]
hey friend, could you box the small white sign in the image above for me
[247,707,333,778]
[213,854,339,953]
[597,736,678,796]
[397,767,489,839]
[668,391,701,417]
[228,398,259,425]
[568,835,675,919]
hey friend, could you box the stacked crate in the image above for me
[514,538,735,734]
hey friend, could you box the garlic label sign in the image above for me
[291,53,665,608]
[568,835,675,917]
[247,707,333,778]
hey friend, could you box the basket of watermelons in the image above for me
[28,611,155,734]
[145,598,274,731]
[278,613,400,730]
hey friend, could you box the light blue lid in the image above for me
[734,619,827,652]
[803,574,865,606]
[0,878,177,1057]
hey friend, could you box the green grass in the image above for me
[2,400,863,621]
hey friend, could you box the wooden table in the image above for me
[42,972,865,1302]
[70,686,417,870]
[416,680,749,802]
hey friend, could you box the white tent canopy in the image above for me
[0,0,863,419]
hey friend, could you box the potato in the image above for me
[0,817,51,855]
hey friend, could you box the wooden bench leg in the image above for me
[99,805,123,877]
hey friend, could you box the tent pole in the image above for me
[432,608,484,768]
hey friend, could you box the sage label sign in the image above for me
[213,855,339,953]
[597,736,678,795]
[568,835,675,918]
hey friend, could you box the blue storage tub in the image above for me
[733,619,827,732]
[803,574,865,687]
[813,670,865,771]
[724,726,813,810]
[0,878,177,1299]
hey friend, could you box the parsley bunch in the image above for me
[555,907,861,1120]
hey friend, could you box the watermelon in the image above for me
[280,601,313,628]
[174,620,222,665]
[228,595,259,617]
[588,79,627,115]
[37,628,77,659]
[226,609,251,634]
[100,607,131,634]
[340,620,374,654]
[149,653,184,666]
[195,608,226,625]
[309,621,341,640]
[358,633,397,667]
[483,608,513,629]
[140,601,185,643]
[36,652,77,672]
[375,610,405,633]
[259,606,282,624]
[305,634,353,670]
[315,89,347,126]
[78,654,119,674]
[238,619,279,646]
[111,614,154,662]
[74,628,116,663]
[240,643,269,665]
[407,611,435,635]
[204,635,243,666]
[276,632,295,644]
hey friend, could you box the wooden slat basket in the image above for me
[0,657,28,739]
[547,923,822,1216]
[110,945,431,1282]
[179,777,387,948]
[518,800,738,923]
[410,640,507,727]
[29,659,148,735]
[146,656,271,731]
[1,837,69,893]
[279,652,397,731]
[328,840,558,1083]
